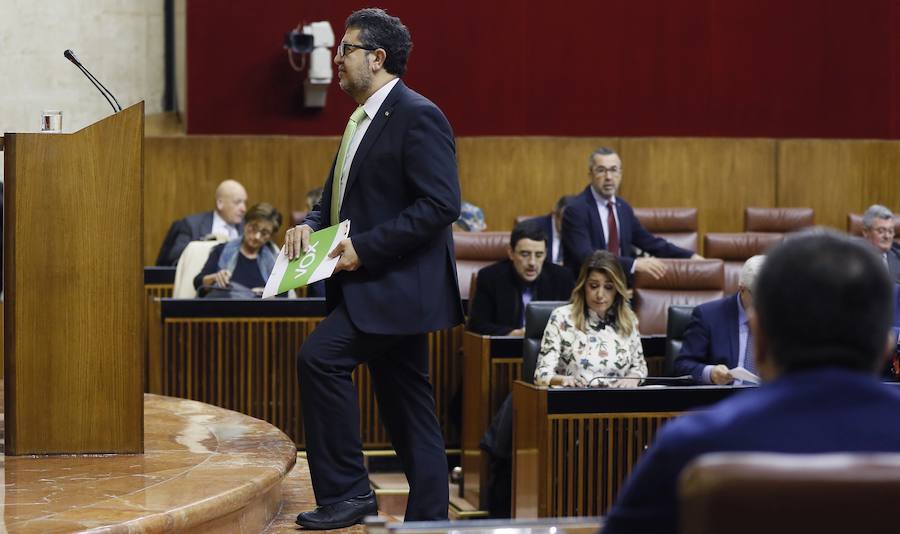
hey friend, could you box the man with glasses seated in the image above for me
[673,255,765,385]
[562,147,702,281]
[861,204,900,284]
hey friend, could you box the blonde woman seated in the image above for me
[534,250,647,388]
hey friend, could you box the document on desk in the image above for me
[262,220,350,299]
[730,366,760,384]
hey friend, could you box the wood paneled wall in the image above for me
[778,140,900,230]
[144,136,900,265]
[144,136,338,264]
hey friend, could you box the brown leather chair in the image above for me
[632,259,724,337]
[633,207,699,253]
[847,212,900,243]
[514,214,541,225]
[453,231,510,302]
[680,452,900,534]
[744,207,814,232]
[703,233,784,294]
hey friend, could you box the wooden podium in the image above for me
[3,103,144,454]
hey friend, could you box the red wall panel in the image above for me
[187,0,900,138]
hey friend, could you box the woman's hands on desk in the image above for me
[550,375,586,387]
[204,269,232,289]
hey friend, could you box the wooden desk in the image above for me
[462,333,524,508]
[147,298,463,449]
[512,381,744,518]
[460,334,667,510]
[144,268,174,392]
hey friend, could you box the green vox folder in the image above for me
[262,220,350,298]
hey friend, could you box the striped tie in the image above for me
[745,332,756,375]
[330,106,368,225]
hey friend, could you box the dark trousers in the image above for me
[297,301,449,521]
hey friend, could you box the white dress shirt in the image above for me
[337,77,401,203]
[211,210,239,240]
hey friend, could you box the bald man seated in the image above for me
[155,180,248,266]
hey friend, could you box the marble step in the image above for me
[0,394,296,533]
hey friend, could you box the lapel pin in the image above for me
[385,110,391,117]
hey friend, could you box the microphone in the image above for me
[63,49,122,112]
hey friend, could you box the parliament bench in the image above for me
[146,297,463,449]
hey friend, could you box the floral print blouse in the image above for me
[534,303,647,387]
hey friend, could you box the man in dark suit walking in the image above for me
[562,147,701,280]
[604,231,900,534]
[674,255,766,384]
[284,8,463,529]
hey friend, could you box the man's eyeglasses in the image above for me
[592,165,621,176]
[337,42,378,58]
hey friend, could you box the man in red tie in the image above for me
[561,147,702,280]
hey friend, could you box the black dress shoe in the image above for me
[295,490,378,530]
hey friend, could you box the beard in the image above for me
[339,67,374,99]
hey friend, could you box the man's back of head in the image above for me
[754,230,894,376]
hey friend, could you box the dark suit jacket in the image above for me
[888,244,900,284]
[467,260,575,335]
[673,294,741,382]
[604,368,900,534]
[893,284,900,347]
[528,214,559,264]
[156,211,244,267]
[304,80,464,335]
[561,187,692,276]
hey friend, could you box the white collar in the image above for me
[212,210,235,229]
[589,186,617,207]
[362,78,400,120]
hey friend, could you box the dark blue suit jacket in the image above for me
[604,368,900,534]
[156,211,244,266]
[523,214,559,264]
[305,80,464,335]
[561,187,692,276]
[673,294,741,382]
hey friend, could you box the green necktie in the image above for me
[330,106,368,225]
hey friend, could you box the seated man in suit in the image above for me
[155,179,248,266]
[861,204,900,284]
[468,221,574,336]
[562,147,701,280]
[603,230,900,534]
[674,255,766,384]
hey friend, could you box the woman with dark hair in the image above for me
[534,250,647,387]
[194,202,283,297]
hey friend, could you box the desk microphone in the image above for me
[63,49,122,112]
